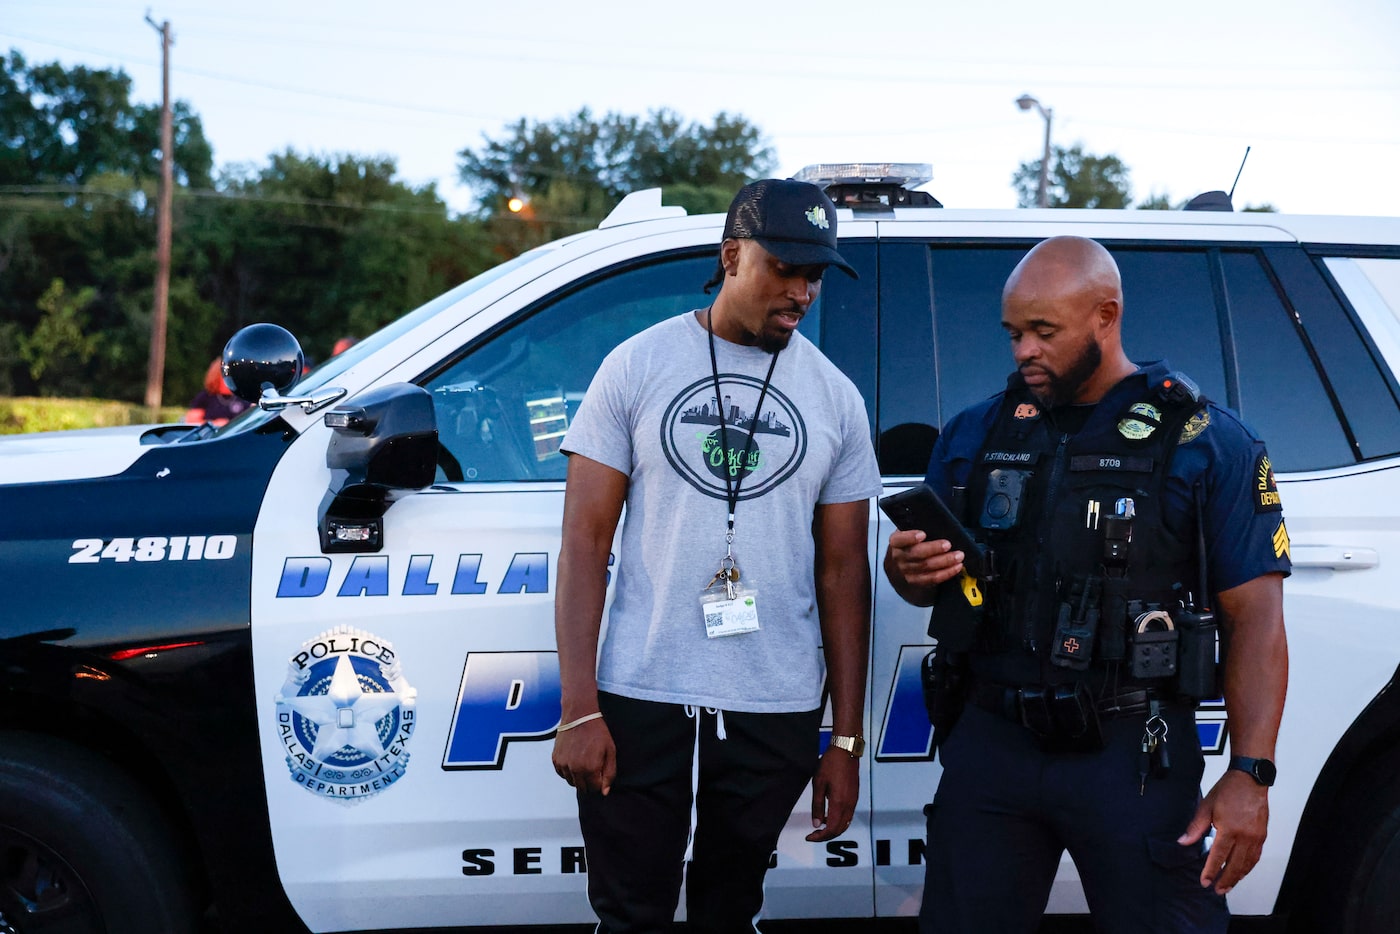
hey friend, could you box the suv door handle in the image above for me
[1289,544,1379,570]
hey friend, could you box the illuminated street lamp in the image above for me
[507,195,526,214]
[1016,94,1053,208]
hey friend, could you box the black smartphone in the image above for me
[879,483,985,579]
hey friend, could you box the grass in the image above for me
[0,396,185,435]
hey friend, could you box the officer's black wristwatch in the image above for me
[1228,755,1277,787]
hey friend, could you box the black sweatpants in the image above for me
[577,691,822,934]
[919,702,1229,934]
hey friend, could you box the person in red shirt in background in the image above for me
[183,358,250,427]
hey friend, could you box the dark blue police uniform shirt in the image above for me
[924,361,1292,595]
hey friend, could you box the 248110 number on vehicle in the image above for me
[68,535,237,563]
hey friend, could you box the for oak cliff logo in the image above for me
[275,625,417,804]
[660,374,808,501]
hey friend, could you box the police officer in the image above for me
[885,236,1289,933]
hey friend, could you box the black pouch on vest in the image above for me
[1051,576,1101,671]
[1130,608,1179,680]
[1099,574,1129,661]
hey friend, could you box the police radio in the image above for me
[1173,480,1220,701]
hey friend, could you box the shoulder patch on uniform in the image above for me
[1254,454,1283,513]
[1178,407,1210,444]
[1273,519,1290,560]
[1117,402,1161,440]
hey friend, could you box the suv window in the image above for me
[877,243,1253,475]
[1222,250,1353,470]
[1268,246,1400,462]
[424,250,841,483]
[425,253,717,482]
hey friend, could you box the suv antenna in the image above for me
[1228,146,1251,201]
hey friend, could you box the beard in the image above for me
[754,309,801,353]
[756,329,794,354]
[1024,335,1102,407]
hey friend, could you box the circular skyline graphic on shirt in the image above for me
[659,373,808,501]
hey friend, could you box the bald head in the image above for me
[1000,236,1136,406]
[1003,236,1123,313]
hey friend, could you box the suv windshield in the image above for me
[215,248,554,437]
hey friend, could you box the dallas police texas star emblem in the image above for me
[275,625,417,804]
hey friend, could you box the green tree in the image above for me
[21,278,99,395]
[1137,191,1278,212]
[0,51,215,401]
[0,49,212,188]
[186,150,497,366]
[1013,144,1132,209]
[1137,191,1177,211]
[458,108,775,247]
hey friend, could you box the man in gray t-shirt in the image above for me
[552,178,881,932]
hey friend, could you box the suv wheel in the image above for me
[0,733,198,934]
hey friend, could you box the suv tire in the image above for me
[0,732,198,934]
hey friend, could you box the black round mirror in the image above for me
[222,323,305,402]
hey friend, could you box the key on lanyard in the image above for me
[707,554,740,600]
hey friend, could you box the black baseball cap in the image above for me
[722,178,858,279]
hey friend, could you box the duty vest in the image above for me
[954,366,1207,689]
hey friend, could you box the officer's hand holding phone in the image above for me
[881,484,981,605]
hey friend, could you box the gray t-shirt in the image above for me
[561,311,882,712]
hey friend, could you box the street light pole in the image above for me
[1016,94,1053,208]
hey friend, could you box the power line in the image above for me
[5,26,1398,109]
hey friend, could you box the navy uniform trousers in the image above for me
[919,701,1229,934]
[578,691,822,934]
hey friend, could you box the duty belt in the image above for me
[971,681,1159,725]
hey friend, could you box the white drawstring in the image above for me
[679,704,744,923]
[684,705,728,741]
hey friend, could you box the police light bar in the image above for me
[794,163,933,189]
[795,163,942,209]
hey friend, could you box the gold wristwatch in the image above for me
[830,734,866,758]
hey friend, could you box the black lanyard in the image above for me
[706,308,780,540]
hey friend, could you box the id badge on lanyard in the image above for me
[696,308,776,639]
[700,551,761,638]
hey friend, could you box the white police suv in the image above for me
[3,165,1399,934]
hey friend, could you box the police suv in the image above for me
[3,165,1399,934]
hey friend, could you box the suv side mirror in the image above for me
[317,383,438,553]
[223,323,305,402]
[223,323,348,415]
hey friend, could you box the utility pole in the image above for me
[144,12,174,412]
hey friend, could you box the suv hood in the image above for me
[0,424,182,485]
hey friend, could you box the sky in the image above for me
[3,0,1399,217]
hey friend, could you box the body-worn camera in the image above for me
[980,468,1031,530]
